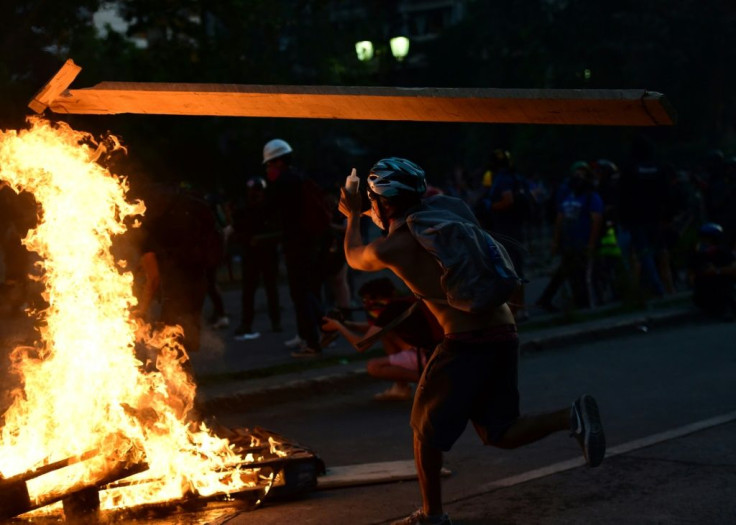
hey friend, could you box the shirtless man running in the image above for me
[339,157,605,525]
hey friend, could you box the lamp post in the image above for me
[354,36,410,62]
[389,36,410,62]
[355,41,374,62]
[354,35,410,85]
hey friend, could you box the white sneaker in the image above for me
[284,335,303,348]
[212,316,230,329]
[234,331,261,341]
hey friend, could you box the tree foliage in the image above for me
[0,0,733,190]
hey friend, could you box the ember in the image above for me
[0,119,321,521]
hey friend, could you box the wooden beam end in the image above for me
[28,59,82,114]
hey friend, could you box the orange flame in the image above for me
[0,118,264,513]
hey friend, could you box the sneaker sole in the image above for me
[580,394,606,467]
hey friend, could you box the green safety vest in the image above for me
[598,226,622,257]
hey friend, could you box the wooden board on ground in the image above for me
[317,460,451,490]
[29,60,676,126]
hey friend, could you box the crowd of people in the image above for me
[1,137,734,350]
[432,142,736,320]
[0,138,733,346]
[1,136,734,524]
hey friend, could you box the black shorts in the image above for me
[410,325,520,451]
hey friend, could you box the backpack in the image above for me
[402,195,523,312]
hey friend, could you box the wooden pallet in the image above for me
[0,449,148,521]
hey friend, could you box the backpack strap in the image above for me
[412,290,449,305]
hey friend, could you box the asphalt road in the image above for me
[200,316,736,525]
[3,316,735,524]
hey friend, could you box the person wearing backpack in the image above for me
[339,157,606,525]
[262,138,330,357]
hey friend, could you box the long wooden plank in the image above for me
[39,81,675,126]
[317,459,451,489]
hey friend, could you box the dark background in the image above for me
[0,0,733,193]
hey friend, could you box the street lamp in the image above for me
[355,40,374,62]
[354,36,410,62]
[389,36,410,62]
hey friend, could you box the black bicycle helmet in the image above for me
[367,157,427,198]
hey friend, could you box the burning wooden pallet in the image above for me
[0,427,324,522]
[0,448,148,521]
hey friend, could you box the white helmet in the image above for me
[262,139,293,164]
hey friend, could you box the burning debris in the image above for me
[0,119,323,522]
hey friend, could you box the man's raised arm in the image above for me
[339,187,389,272]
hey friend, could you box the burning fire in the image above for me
[0,118,276,515]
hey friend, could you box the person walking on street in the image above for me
[338,157,606,525]
[132,182,222,356]
[474,149,533,321]
[619,136,673,298]
[536,161,604,311]
[231,176,282,340]
[262,138,331,357]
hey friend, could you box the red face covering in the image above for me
[362,297,390,322]
[266,164,281,182]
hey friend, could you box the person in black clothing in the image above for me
[231,176,282,340]
[618,136,673,297]
[262,138,331,357]
[688,222,736,319]
[132,182,221,356]
[320,277,443,401]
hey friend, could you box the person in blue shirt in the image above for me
[536,161,603,310]
[474,149,531,320]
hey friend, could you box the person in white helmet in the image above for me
[262,138,331,357]
[339,157,606,525]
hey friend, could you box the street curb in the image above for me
[200,306,701,413]
[200,366,372,414]
[519,306,699,353]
